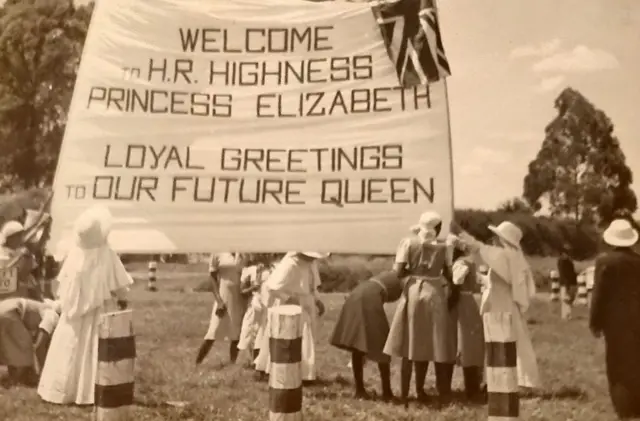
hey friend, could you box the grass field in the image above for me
[0,261,617,421]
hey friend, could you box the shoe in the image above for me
[354,389,372,400]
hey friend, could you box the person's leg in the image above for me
[378,361,394,400]
[435,362,454,400]
[230,341,239,363]
[351,351,369,398]
[463,366,482,399]
[414,361,429,401]
[195,340,215,365]
[252,348,260,366]
[400,358,412,407]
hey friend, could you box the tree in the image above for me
[523,87,637,226]
[0,0,93,192]
[497,197,534,214]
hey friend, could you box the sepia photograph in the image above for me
[0,0,638,420]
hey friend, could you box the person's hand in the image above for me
[215,303,227,317]
[117,299,128,310]
[315,299,325,317]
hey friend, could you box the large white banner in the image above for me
[49,0,453,254]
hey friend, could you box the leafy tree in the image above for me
[523,87,637,225]
[497,197,534,214]
[0,0,93,192]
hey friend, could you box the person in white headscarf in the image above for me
[253,252,328,382]
[454,220,541,390]
[37,205,133,405]
[383,211,457,406]
[0,297,61,388]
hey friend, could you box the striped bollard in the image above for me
[560,286,572,320]
[147,261,157,292]
[549,274,560,302]
[268,305,303,421]
[484,312,519,421]
[576,276,588,307]
[95,310,136,421]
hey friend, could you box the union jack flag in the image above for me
[371,0,451,87]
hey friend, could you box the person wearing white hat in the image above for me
[0,297,61,388]
[38,205,133,405]
[195,252,247,366]
[383,210,458,405]
[455,220,541,390]
[253,252,329,382]
[590,218,640,419]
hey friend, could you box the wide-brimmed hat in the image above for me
[603,219,639,248]
[0,221,25,245]
[488,221,523,248]
[410,211,442,233]
[300,252,330,259]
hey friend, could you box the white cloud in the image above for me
[510,39,561,59]
[535,75,566,93]
[532,45,619,72]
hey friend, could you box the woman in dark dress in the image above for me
[330,271,403,401]
[590,218,640,419]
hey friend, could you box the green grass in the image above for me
[1,260,616,421]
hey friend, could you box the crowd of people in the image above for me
[0,204,639,419]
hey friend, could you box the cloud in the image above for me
[532,45,619,72]
[510,39,561,59]
[535,75,566,93]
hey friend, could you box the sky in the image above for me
[437,0,640,211]
[4,0,640,212]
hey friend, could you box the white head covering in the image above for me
[410,211,442,238]
[488,221,523,248]
[55,205,133,320]
[603,219,639,247]
[0,221,24,246]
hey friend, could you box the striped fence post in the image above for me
[147,260,157,292]
[549,271,559,302]
[95,310,136,421]
[560,286,572,320]
[268,305,303,421]
[483,312,519,421]
[576,275,588,307]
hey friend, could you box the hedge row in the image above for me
[0,188,602,261]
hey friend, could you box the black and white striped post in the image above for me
[560,285,572,320]
[268,305,303,421]
[549,270,559,302]
[95,310,136,421]
[576,273,588,307]
[484,312,519,421]
[147,260,157,292]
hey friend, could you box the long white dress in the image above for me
[254,253,320,381]
[464,235,541,389]
[37,224,133,405]
[237,265,271,351]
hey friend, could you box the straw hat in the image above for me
[410,211,442,233]
[603,219,639,248]
[300,252,330,259]
[488,221,523,248]
[0,221,25,245]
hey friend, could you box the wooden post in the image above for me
[549,271,559,302]
[576,276,588,307]
[560,286,572,320]
[484,312,519,421]
[268,305,303,421]
[147,260,157,292]
[95,310,135,421]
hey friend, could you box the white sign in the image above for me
[49,0,453,254]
